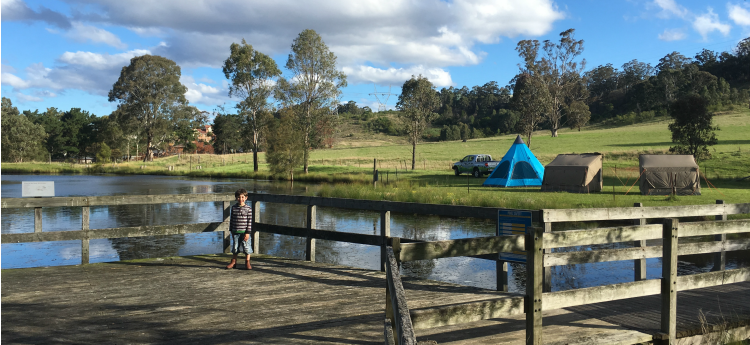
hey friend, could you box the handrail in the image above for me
[385,246,416,345]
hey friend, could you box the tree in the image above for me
[516,28,589,137]
[108,55,189,162]
[275,29,347,173]
[668,94,718,160]
[212,110,244,154]
[60,108,95,159]
[223,39,281,172]
[511,73,551,147]
[397,75,440,170]
[96,142,112,163]
[1,97,48,162]
[26,107,66,159]
[266,107,304,180]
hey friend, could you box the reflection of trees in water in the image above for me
[108,202,209,260]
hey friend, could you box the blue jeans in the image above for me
[231,232,252,255]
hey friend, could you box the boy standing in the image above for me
[227,188,253,270]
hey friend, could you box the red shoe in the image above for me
[226,259,236,269]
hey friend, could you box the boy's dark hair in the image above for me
[235,188,248,198]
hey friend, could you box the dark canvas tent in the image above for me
[541,153,603,193]
[482,135,545,187]
[639,155,701,195]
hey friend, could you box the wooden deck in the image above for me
[3,254,749,344]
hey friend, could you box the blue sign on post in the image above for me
[497,210,531,263]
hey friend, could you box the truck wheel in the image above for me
[473,168,481,178]
[454,167,460,176]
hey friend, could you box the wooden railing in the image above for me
[385,246,416,345]
[389,202,750,345]
[0,193,534,276]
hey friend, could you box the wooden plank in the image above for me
[1,222,228,243]
[677,267,750,291]
[542,224,662,249]
[713,200,727,272]
[34,207,42,233]
[81,206,90,265]
[662,218,678,344]
[398,235,524,262]
[385,247,416,345]
[543,279,661,310]
[543,221,552,293]
[311,229,384,246]
[526,226,543,345]
[679,219,750,237]
[544,240,750,267]
[633,203,647,282]
[255,223,307,237]
[544,246,663,267]
[384,318,395,345]
[306,205,316,262]
[409,296,525,330]
[381,211,390,273]
[541,203,750,223]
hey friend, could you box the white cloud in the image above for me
[181,75,229,107]
[658,28,687,41]
[693,8,731,40]
[652,0,689,19]
[63,0,563,70]
[58,49,150,69]
[342,65,453,87]
[2,72,32,88]
[729,4,750,26]
[16,93,44,102]
[66,22,127,49]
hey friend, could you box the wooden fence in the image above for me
[387,202,750,345]
[0,193,535,276]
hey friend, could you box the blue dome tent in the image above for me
[482,135,545,187]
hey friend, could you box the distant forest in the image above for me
[339,37,750,142]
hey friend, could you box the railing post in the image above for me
[306,205,316,262]
[223,201,231,254]
[381,210,390,272]
[634,202,647,281]
[661,218,678,344]
[497,261,509,292]
[712,200,726,272]
[392,237,401,269]
[34,207,42,233]
[526,226,544,345]
[542,221,552,292]
[81,206,90,265]
[252,200,260,255]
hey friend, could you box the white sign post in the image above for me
[22,181,55,197]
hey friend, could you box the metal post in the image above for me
[380,210,391,272]
[223,201,231,254]
[661,218,678,344]
[81,206,90,265]
[634,203,647,281]
[526,226,544,345]
[306,205,316,262]
[712,200,727,272]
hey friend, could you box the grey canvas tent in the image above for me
[639,155,701,195]
[541,153,603,193]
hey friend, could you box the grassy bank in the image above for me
[3,109,748,209]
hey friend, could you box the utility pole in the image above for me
[369,85,393,112]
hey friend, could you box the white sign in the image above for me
[22,181,55,197]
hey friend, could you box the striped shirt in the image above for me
[229,203,252,234]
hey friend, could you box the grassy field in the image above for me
[3,108,749,210]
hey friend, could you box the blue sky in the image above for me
[2,0,750,117]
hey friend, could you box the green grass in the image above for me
[3,109,749,210]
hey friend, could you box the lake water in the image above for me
[2,174,745,293]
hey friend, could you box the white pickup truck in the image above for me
[452,154,500,178]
